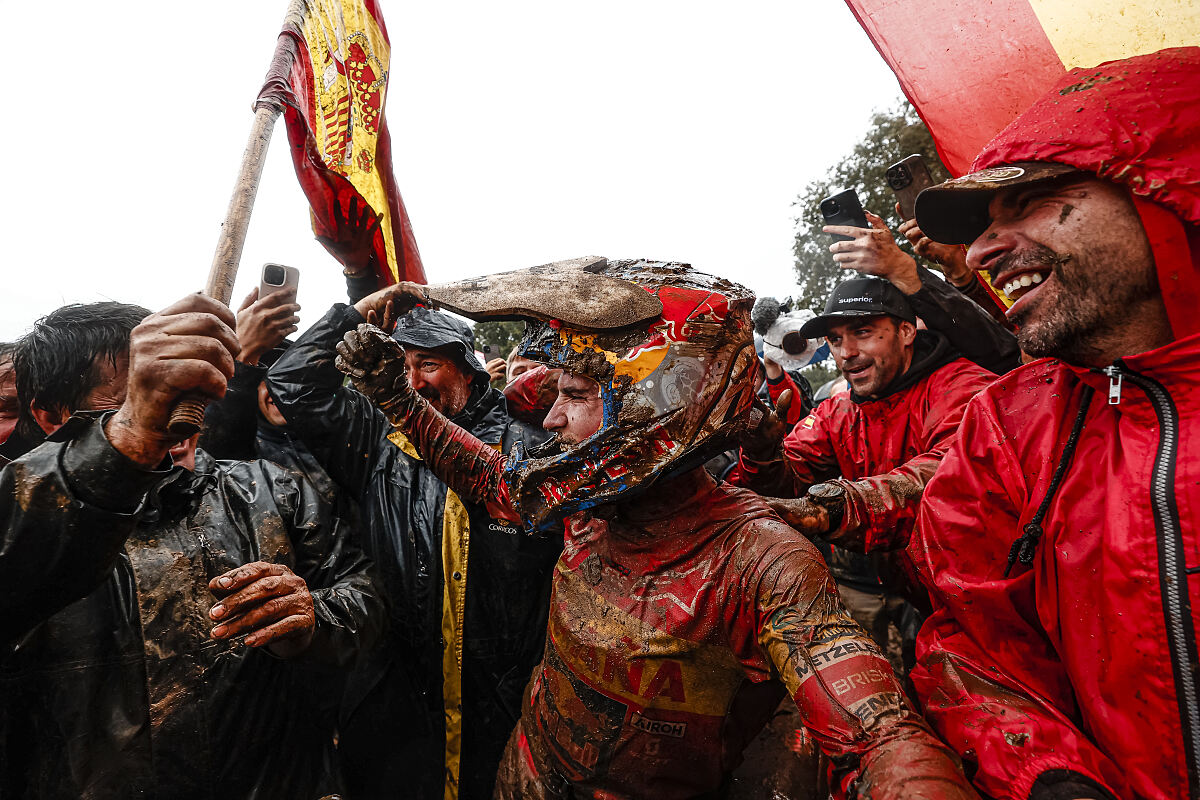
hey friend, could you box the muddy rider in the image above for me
[333,257,979,799]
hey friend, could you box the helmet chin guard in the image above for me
[443,257,760,531]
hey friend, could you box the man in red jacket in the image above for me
[731,275,996,599]
[908,47,1200,800]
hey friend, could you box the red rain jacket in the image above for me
[733,336,996,557]
[911,47,1200,800]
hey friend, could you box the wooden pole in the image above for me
[166,99,284,435]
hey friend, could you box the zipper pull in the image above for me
[1103,365,1123,405]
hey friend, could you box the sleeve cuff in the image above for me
[60,414,171,512]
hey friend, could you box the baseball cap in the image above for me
[798,276,916,339]
[915,161,1083,245]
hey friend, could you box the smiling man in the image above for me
[907,48,1200,800]
[266,288,559,800]
[732,275,995,608]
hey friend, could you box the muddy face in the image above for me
[968,177,1163,366]
[404,347,473,416]
[824,316,915,400]
[543,372,605,445]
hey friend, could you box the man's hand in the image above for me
[106,294,239,468]
[314,195,381,277]
[740,389,792,462]
[485,357,507,383]
[824,211,922,295]
[352,281,429,334]
[208,561,315,658]
[895,203,972,286]
[235,287,300,365]
[335,323,420,420]
[764,496,831,537]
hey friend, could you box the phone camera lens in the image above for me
[822,200,841,216]
[264,265,286,285]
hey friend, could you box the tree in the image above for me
[791,100,950,313]
[473,319,526,359]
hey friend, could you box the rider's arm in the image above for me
[748,521,979,799]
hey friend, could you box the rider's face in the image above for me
[543,372,604,445]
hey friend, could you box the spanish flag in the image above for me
[844,0,1199,175]
[260,0,425,286]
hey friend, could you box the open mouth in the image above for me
[994,268,1049,302]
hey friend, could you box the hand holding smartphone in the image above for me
[886,155,935,220]
[820,189,870,242]
[259,263,301,299]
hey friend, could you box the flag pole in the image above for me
[168,0,304,435]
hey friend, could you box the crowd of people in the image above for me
[1,47,1197,800]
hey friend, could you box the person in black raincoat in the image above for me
[266,284,561,800]
[0,296,383,800]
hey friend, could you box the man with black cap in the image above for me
[732,275,995,626]
[266,283,560,800]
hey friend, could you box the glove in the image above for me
[334,323,423,423]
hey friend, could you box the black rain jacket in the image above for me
[267,304,562,800]
[0,414,383,799]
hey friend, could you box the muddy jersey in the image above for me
[517,475,953,799]
[374,375,978,800]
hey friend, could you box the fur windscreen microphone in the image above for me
[751,296,784,337]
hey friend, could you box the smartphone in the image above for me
[260,263,300,298]
[886,154,935,220]
[820,189,870,242]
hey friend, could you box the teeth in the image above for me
[1001,271,1047,299]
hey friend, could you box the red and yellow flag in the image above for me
[844,0,1199,175]
[260,0,425,286]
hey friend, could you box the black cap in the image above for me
[798,276,916,339]
[391,306,491,386]
[915,161,1082,245]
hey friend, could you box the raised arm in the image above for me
[334,322,517,518]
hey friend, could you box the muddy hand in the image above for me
[352,281,429,334]
[335,323,419,419]
[740,389,792,461]
[764,496,831,537]
[106,294,239,469]
[209,561,315,658]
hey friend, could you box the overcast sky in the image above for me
[0,1,903,342]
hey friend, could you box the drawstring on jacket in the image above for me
[1005,384,1095,577]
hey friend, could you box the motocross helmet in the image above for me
[425,256,761,530]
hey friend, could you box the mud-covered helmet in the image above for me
[427,256,761,530]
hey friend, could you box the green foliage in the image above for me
[473,319,526,359]
[791,100,950,313]
[800,360,841,394]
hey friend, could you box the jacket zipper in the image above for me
[1118,363,1200,797]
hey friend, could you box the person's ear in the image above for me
[257,381,288,428]
[30,401,70,435]
[898,320,918,346]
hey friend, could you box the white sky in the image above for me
[0,1,902,342]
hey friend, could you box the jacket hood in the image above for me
[972,47,1200,339]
